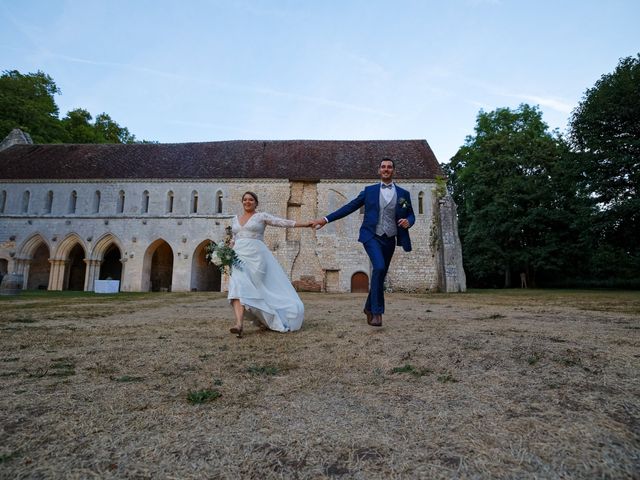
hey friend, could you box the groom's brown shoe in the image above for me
[364,309,373,325]
[370,314,382,327]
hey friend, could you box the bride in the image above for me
[227,191,311,337]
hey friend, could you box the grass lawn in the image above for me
[1,289,638,478]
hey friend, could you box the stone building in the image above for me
[0,129,466,293]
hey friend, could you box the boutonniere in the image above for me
[398,197,409,209]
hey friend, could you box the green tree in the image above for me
[0,70,66,142]
[94,113,136,144]
[61,108,100,143]
[569,54,640,281]
[445,104,587,287]
[61,110,136,144]
[1,69,142,145]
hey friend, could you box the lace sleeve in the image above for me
[261,212,296,228]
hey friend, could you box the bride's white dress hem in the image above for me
[227,212,304,333]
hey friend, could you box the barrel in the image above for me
[0,273,24,295]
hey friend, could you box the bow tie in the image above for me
[381,183,393,189]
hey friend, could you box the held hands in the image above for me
[309,218,328,230]
[296,220,324,228]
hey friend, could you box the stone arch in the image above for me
[17,233,51,290]
[53,233,87,260]
[49,233,88,291]
[91,233,124,261]
[65,244,87,291]
[190,239,221,292]
[19,233,51,258]
[27,243,51,290]
[90,233,125,284]
[351,271,369,293]
[142,239,174,292]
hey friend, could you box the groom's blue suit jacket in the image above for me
[326,184,415,252]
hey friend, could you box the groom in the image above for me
[311,158,415,327]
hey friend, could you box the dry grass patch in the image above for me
[0,289,638,478]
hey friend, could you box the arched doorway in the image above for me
[144,240,173,292]
[99,245,122,281]
[27,243,51,290]
[190,240,221,291]
[351,272,369,293]
[65,244,86,291]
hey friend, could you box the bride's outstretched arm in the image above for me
[262,213,312,228]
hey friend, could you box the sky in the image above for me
[1,0,639,163]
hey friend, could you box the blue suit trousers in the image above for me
[363,234,396,314]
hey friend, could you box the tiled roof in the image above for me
[0,140,442,181]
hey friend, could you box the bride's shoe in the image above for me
[230,326,243,338]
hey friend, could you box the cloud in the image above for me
[510,93,574,114]
[501,92,574,114]
[47,52,395,118]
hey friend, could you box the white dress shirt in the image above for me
[380,182,396,203]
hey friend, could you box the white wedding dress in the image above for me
[227,212,304,332]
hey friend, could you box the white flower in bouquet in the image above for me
[205,239,242,275]
[210,251,222,266]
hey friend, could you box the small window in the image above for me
[418,191,424,215]
[117,190,125,214]
[167,191,174,213]
[69,190,77,214]
[0,190,6,213]
[22,190,30,213]
[45,190,54,214]
[142,190,150,214]
[191,190,199,214]
[93,191,101,213]
[216,190,223,214]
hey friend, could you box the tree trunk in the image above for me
[504,266,512,288]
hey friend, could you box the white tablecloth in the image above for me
[94,280,120,293]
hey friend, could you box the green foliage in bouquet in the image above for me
[205,226,242,275]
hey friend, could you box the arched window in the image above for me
[69,190,77,214]
[142,190,150,214]
[117,190,125,214]
[45,190,54,214]
[22,190,30,213]
[93,191,101,213]
[0,190,6,213]
[216,190,223,214]
[418,191,424,215]
[191,190,199,214]
[166,191,174,213]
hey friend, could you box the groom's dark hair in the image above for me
[380,158,395,168]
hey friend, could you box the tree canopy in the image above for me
[569,54,640,279]
[0,69,139,144]
[447,54,640,288]
[0,70,66,143]
[445,105,588,287]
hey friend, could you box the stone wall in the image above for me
[0,178,464,293]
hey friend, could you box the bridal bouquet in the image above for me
[206,228,241,274]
